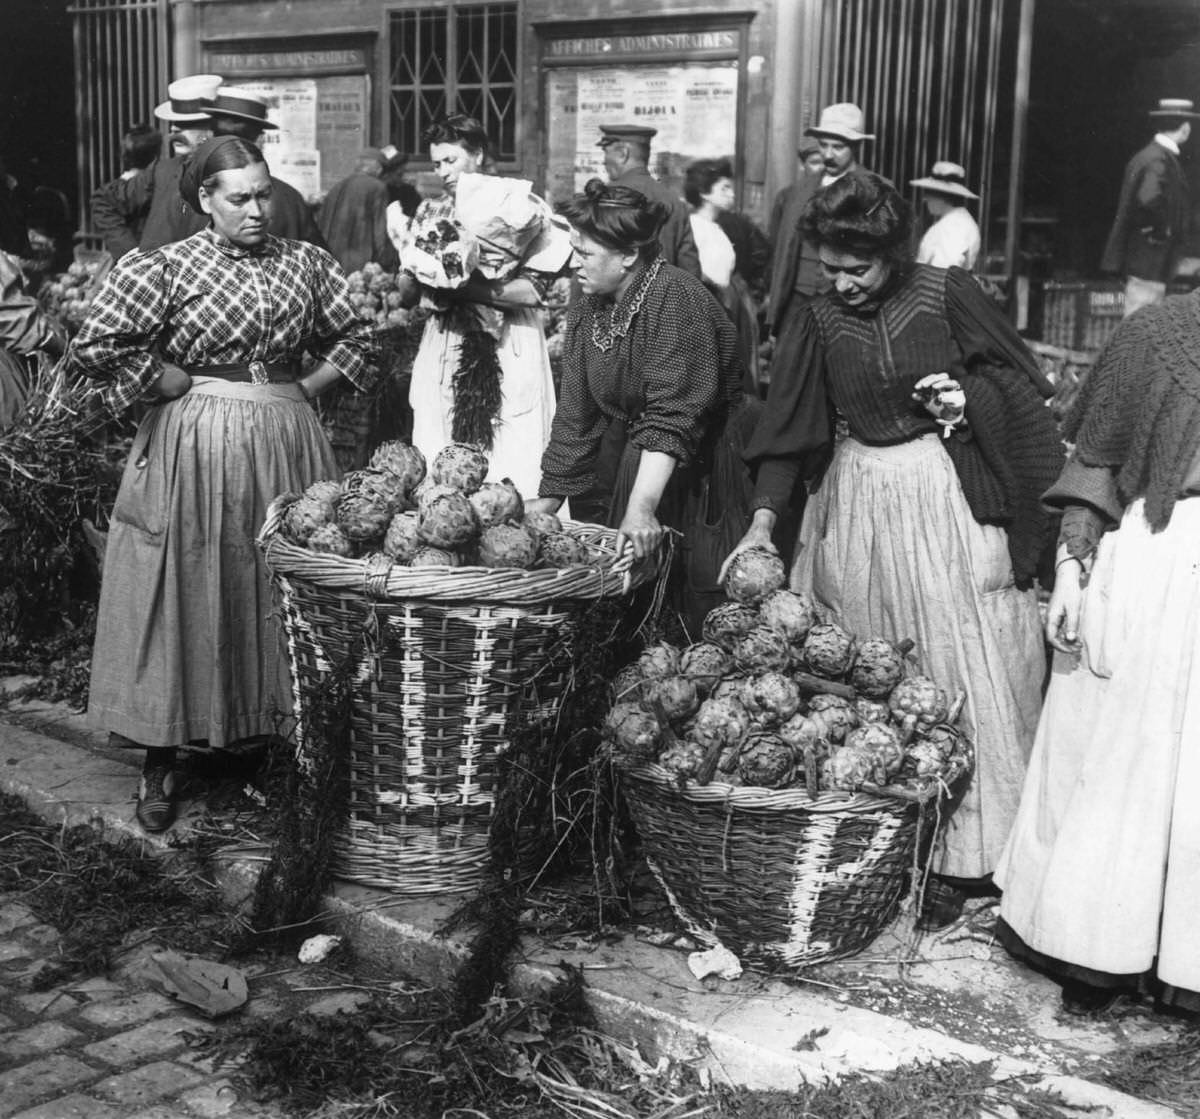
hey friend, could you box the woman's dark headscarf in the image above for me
[179,136,267,214]
[558,178,667,262]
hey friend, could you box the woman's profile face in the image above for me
[703,177,736,212]
[819,246,890,307]
[430,141,483,194]
[569,228,636,297]
[199,163,273,247]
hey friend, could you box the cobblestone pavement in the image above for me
[0,896,374,1119]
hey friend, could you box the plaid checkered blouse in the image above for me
[68,229,374,413]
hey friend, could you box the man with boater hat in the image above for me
[1102,97,1200,316]
[597,123,701,278]
[93,81,326,255]
[90,74,219,260]
[911,160,981,270]
[766,102,873,337]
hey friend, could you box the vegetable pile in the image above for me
[38,258,107,334]
[604,546,971,797]
[344,262,416,330]
[278,438,596,571]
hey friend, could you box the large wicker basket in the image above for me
[619,757,968,969]
[259,495,663,895]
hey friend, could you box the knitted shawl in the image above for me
[1064,292,1200,530]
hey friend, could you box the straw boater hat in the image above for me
[1149,98,1200,119]
[909,161,979,201]
[805,103,874,143]
[208,87,278,129]
[153,75,221,123]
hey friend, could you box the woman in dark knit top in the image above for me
[996,295,1200,1016]
[729,173,1063,928]
[533,179,748,630]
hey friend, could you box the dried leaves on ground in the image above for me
[0,791,233,987]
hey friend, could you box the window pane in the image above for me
[454,3,517,161]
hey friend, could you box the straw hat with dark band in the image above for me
[909,161,979,201]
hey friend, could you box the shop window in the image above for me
[389,3,518,163]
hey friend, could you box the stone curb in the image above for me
[0,713,1181,1116]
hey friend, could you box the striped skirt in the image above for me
[88,378,340,748]
[791,434,1045,878]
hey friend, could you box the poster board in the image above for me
[207,75,368,201]
[545,62,739,205]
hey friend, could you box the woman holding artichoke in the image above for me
[995,294,1200,1016]
[726,173,1063,928]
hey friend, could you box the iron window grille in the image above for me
[389,3,519,164]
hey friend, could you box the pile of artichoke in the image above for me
[603,551,969,796]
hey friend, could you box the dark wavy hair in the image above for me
[121,123,161,172]
[558,179,667,261]
[800,171,913,268]
[421,113,491,162]
[683,158,733,207]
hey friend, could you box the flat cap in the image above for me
[597,124,658,146]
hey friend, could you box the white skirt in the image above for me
[995,497,1200,992]
[409,306,556,499]
[792,434,1045,877]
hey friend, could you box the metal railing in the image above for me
[69,0,170,242]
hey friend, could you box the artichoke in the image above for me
[382,511,421,563]
[845,722,905,782]
[690,695,752,752]
[539,531,589,568]
[643,674,700,725]
[659,740,705,782]
[369,440,427,494]
[701,601,761,652]
[431,443,489,493]
[807,693,859,744]
[758,589,821,648]
[732,625,792,674]
[679,642,732,696]
[888,675,949,730]
[470,479,524,528]
[605,701,662,765]
[736,730,796,788]
[638,641,682,681]
[743,671,802,726]
[850,638,907,698]
[609,663,646,705]
[307,522,353,557]
[722,546,786,604]
[853,697,893,725]
[821,744,877,792]
[802,622,857,679]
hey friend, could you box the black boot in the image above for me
[136,747,178,833]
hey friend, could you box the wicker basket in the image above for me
[259,496,662,895]
[619,758,968,969]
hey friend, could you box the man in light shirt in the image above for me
[911,161,981,271]
[1101,97,1199,316]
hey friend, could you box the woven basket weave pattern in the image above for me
[260,496,661,895]
[621,764,929,967]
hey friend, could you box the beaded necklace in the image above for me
[590,257,663,353]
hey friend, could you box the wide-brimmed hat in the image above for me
[209,87,278,129]
[805,103,874,143]
[1149,98,1200,120]
[153,75,221,123]
[909,161,979,200]
[597,124,657,147]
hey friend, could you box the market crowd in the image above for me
[3,71,1198,1024]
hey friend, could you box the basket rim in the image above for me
[620,760,964,810]
[258,493,664,604]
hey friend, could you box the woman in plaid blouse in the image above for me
[67,137,373,832]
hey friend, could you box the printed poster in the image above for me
[545,63,739,204]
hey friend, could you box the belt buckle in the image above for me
[249,360,269,385]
